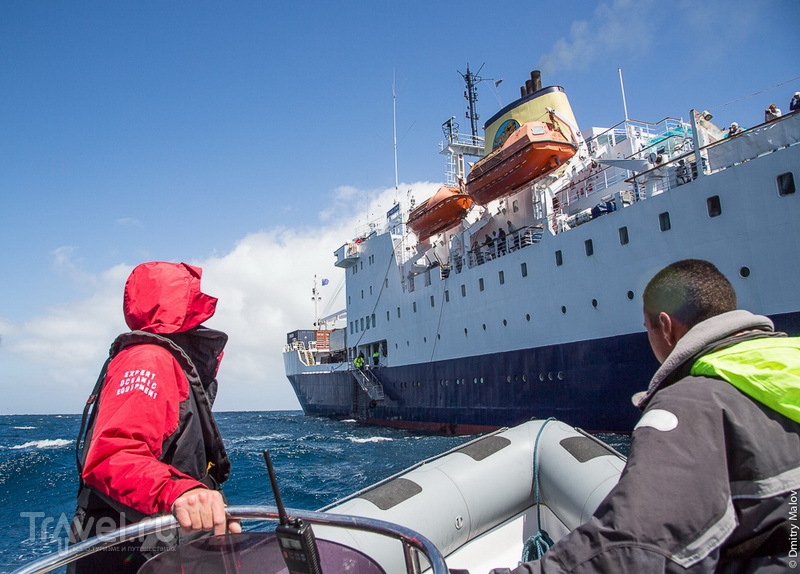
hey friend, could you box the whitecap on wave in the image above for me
[13,426,36,430]
[10,439,72,450]
[347,437,393,443]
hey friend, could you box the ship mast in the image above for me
[441,64,491,186]
[312,275,321,327]
[459,63,483,139]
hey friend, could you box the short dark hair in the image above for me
[643,259,737,327]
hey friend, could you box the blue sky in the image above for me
[1,0,798,414]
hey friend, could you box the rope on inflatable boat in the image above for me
[521,417,556,563]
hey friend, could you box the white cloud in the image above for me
[538,0,657,74]
[1,182,439,414]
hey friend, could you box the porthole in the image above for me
[522,375,527,382]
[591,299,598,308]
[548,372,554,381]
[561,306,567,314]
[627,291,635,300]
[423,337,427,343]
[473,377,478,384]
[526,313,531,322]
[502,319,508,326]
[557,371,565,380]
[464,328,469,336]
[437,333,441,340]
[506,375,512,383]
[539,373,545,382]
[740,267,751,278]
[482,323,487,330]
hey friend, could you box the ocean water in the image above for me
[0,411,629,572]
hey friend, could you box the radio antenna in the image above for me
[263,450,288,526]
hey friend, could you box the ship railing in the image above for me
[351,367,385,401]
[464,226,542,268]
[11,506,447,574]
[623,112,799,196]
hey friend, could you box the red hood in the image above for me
[123,262,218,334]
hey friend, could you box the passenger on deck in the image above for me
[507,221,519,250]
[790,92,800,113]
[492,259,800,573]
[497,228,507,255]
[765,103,781,122]
[726,122,744,137]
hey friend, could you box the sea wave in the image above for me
[10,438,72,450]
[13,426,36,430]
[347,437,393,443]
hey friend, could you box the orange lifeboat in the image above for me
[407,185,473,241]
[466,121,577,206]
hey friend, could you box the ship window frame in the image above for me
[397,307,401,318]
[555,250,563,266]
[619,226,629,245]
[360,317,364,330]
[659,211,671,232]
[498,270,505,285]
[584,239,594,257]
[521,262,528,277]
[412,302,417,313]
[706,195,722,218]
[371,313,376,327]
[430,295,435,307]
[777,172,796,196]
[461,284,467,297]
[445,290,450,302]
[479,278,485,292]
[386,310,390,322]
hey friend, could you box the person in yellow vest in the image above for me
[354,352,365,370]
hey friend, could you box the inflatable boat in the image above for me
[13,419,626,573]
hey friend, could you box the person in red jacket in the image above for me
[69,261,240,573]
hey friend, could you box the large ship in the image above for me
[283,67,800,434]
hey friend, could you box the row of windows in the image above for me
[359,256,753,337]
[397,371,566,389]
[554,171,795,265]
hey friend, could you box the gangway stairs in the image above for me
[351,368,385,401]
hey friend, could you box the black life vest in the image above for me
[74,329,231,522]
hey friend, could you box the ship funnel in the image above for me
[521,70,543,97]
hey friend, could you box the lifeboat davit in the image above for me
[407,185,473,241]
[466,121,577,206]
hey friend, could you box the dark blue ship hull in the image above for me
[287,311,800,434]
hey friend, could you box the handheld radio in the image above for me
[263,450,324,574]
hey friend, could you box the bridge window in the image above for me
[521,262,528,277]
[555,250,563,266]
[584,239,594,257]
[619,226,629,245]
